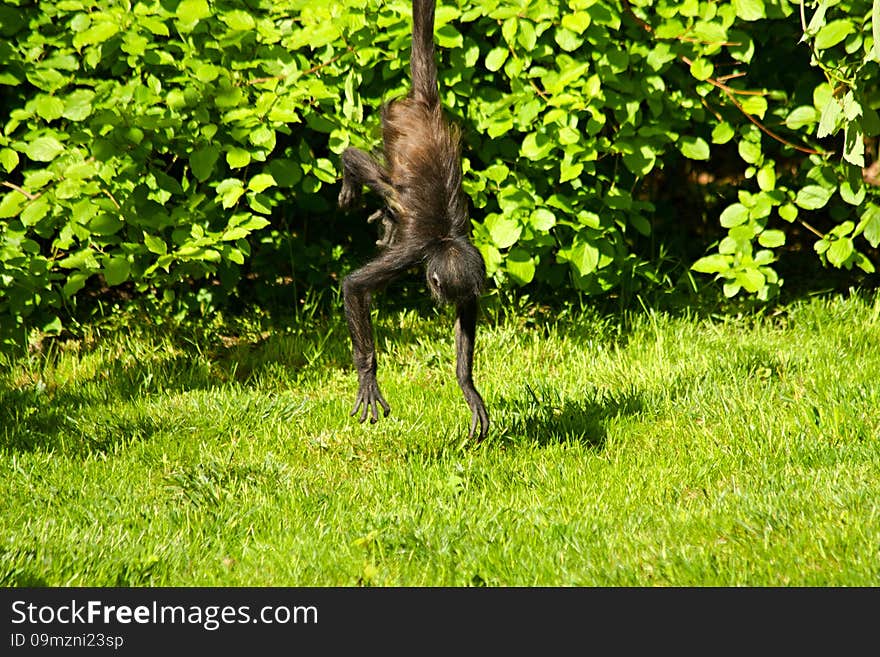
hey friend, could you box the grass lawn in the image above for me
[1,291,878,586]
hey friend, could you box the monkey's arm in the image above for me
[455,296,489,440]
[342,251,414,424]
[338,147,395,210]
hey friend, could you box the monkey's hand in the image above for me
[338,180,361,210]
[351,375,391,424]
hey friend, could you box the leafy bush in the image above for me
[1,0,878,341]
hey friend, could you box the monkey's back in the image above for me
[381,98,468,241]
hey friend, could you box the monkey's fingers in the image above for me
[468,405,490,441]
[351,395,367,422]
[338,184,360,210]
[377,393,391,418]
[367,390,390,423]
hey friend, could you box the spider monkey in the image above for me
[337,0,489,440]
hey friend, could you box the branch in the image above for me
[1,181,38,200]
[248,46,355,85]
[622,0,826,156]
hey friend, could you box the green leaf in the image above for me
[269,159,302,187]
[720,204,749,228]
[73,21,119,48]
[42,316,63,334]
[874,0,880,62]
[517,21,536,50]
[530,208,556,231]
[723,281,741,298]
[103,256,130,286]
[678,136,710,160]
[217,178,245,209]
[0,148,18,173]
[484,164,509,184]
[758,229,785,248]
[191,145,220,182]
[176,0,210,23]
[63,273,91,298]
[24,136,65,162]
[712,122,735,144]
[21,196,49,226]
[521,132,554,160]
[692,253,731,274]
[0,191,26,219]
[814,19,854,51]
[855,252,876,274]
[561,12,592,34]
[623,145,655,176]
[194,64,220,83]
[689,58,713,81]
[736,267,765,293]
[856,204,880,248]
[485,47,508,72]
[840,180,865,206]
[506,248,536,285]
[485,214,521,249]
[560,159,584,182]
[222,10,256,31]
[566,240,599,276]
[778,203,798,222]
[436,24,463,49]
[817,98,842,138]
[88,214,123,236]
[738,139,762,165]
[739,95,767,119]
[226,148,251,169]
[843,123,865,167]
[785,106,818,130]
[795,185,833,210]
[554,27,583,52]
[826,237,854,267]
[733,0,765,21]
[34,96,65,121]
[248,173,276,193]
[143,233,167,255]
[756,165,776,191]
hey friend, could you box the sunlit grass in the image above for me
[1,292,878,585]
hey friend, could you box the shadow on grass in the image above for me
[0,385,168,455]
[0,322,344,454]
[494,384,644,449]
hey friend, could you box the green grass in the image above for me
[2,291,879,586]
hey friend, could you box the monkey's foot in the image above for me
[367,208,397,248]
[469,404,490,441]
[351,380,391,424]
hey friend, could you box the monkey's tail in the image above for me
[410,0,439,108]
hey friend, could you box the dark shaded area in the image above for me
[494,384,645,449]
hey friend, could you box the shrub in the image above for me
[0,0,877,342]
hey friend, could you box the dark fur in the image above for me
[338,0,489,440]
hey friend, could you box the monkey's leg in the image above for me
[342,252,414,424]
[338,147,394,210]
[455,296,490,440]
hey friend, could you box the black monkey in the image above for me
[338,0,489,440]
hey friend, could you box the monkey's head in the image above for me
[425,238,486,305]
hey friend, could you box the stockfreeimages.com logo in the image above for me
[11,599,318,632]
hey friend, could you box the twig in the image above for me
[248,45,355,85]
[1,181,37,200]
[102,188,121,210]
[622,0,826,156]
[798,218,825,239]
